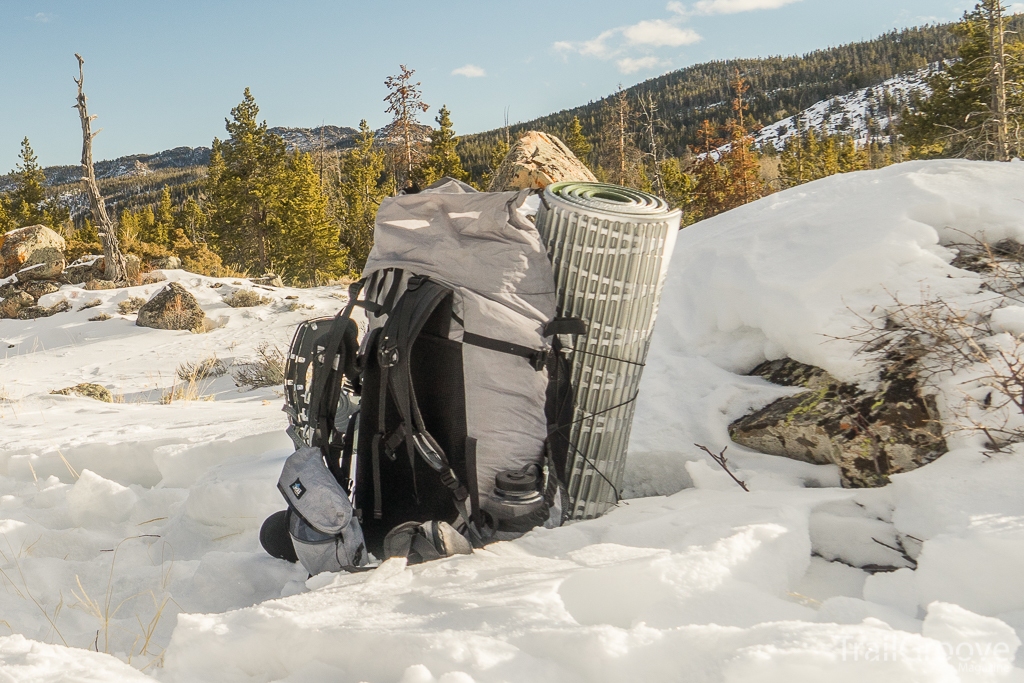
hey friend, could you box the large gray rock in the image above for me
[729,357,946,487]
[487,131,597,192]
[136,282,204,332]
[1,225,66,279]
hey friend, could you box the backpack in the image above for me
[276,178,579,565]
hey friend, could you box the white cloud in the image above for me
[451,64,486,78]
[26,12,52,22]
[688,0,802,15]
[617,56,671,74]
[555,18,701,62]
[623,19,701,47]
[1009,2,1024,13]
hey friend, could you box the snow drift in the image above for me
[2,160,1024,682]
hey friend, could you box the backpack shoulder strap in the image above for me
[370,277,477,534]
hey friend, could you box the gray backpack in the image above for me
[277,178,578,567]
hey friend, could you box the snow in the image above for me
[754,66,935,151]
[3,160,1024,680]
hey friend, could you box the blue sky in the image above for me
[0,0,988,171]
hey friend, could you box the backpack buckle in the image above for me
[378,342,399,368]
[529,349,549,371]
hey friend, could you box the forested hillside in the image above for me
[458,19,1021,174]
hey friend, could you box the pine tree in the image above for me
[337,120,395,274]
[152,186,174,246]
[205,88,288,274]
[599,87,645,187]
[0,198,13,233]
[718,73,764,210]
[277,150,346,285]
[563,115,592,166]
[904,1,1024,159]
[9,137,47,227]
[383,65,430,189]
[419,105,468,185]
[688,120,727,222]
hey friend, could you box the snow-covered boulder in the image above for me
[730,358,945,487]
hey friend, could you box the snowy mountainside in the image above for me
[753,65,936,150]
[4,161,1024,681]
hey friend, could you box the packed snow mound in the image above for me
[650,160,1024,382]
[3,161,1024,681]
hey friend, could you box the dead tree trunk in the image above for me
[74,53,127,282]
[987,0,1009,161]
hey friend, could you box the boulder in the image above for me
[729,357,946,487]
[125,254,142,281]
[0,291,34,319]
[15,259,65,281]
[0,225,66,278]
[487,131,597,192]
[65,256,104,285]
[17,299,71,320]
[250,273,283,288]
[22,281,61,299]
[151,255,182,270]
[51,383,113,403]
[136,282,204,332]
[85,279,117,291]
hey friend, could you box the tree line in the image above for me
[1,3,1020,282]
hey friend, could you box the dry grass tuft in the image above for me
[223,290,271,308]
[117,296,147,316]
[176,356,226,382]
[232,342,285,389]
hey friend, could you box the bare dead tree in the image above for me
[638,92,665,196]
[987,0,1010,161]
[73,54,127,283]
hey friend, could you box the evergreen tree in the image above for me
[276,150,346,285]
[0,195,12,232]
[152,186,174,246]
[718,73,764,210]
[337,120,395,274]
[9,137,48,227]
[419,105,468,185]
[205,88,288,274]
[904,1,1024,159]
[687,120,728,222]
[563,115,592,165]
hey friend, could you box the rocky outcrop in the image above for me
[51,383,113,402]
[729,356,946,487]
[0,291,34,319]
[0,225,66,279]
[487,131,597,192]
[64,256,104,285]
[249,273,283,288]
[151,256,182,270]
[136,282,204,332]
[17,299,71,320]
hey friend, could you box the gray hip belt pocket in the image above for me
[278,446,368,574]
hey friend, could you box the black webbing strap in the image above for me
[462,331,549,371]
[311,280,364,450]
[371,277,470,521]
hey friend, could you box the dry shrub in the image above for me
[223,289,271,308]
[78,299,102,311]
[232,342,285,389]
[176,356,226,382]
[89,313,112,321]
[117,296,147,315]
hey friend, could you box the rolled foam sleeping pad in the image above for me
[537,182,681,519]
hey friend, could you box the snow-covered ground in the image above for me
[3,159,1024,682]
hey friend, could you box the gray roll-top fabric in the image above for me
[364,182,557,325]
